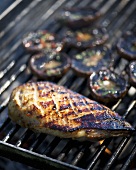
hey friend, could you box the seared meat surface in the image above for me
[8,81,134,141]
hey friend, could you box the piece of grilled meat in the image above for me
[8,81,134,141]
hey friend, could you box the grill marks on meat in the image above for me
[8,81,134,141]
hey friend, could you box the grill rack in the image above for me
[0,0,136,169]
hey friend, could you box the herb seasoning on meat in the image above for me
[8,81,134,141]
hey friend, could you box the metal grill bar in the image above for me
[28,134,45,151]
[0,0,23,20]
[87,139,112,170]
[71,143,90,166]
[15,129,33,147]
[2,125,19,143]
[103,100,136,170]
[0,141,84,170]
[87,94,135,169]
[121,143,136,170]
[104,137,130,170]
[0,0,36,39]
[57,140,76,161]
[0,0,136,169]
[43,137,61,156]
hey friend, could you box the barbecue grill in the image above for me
[0,0,136,169]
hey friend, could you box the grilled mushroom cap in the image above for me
[88,69,128,103]
[71,46,113,77]
[63,27,108,50]
[57,7,102,29]
[22,30,63,53]
[29,51,71,79]
[117,31,136,60]
[128,61,136,87]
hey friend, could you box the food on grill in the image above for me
[8,81,134,141]
[29,52,71,79]
[127,61,136,87]
[22,30,63,53]
[117,31,136,60]
[63,27,109,50]
[88,69,128,103]
[57,7,101,29]
[71,46,113,77]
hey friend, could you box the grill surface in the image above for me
[0,0,136,169]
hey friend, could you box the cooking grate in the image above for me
[0,0,136,169]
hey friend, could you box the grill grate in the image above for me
[0,0,136,169]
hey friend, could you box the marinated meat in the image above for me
[8,81,134,141]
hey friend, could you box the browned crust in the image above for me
[8,81,134,140]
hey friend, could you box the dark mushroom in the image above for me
[63,27,108,50]
[117,31,136,60]
[127,61,136,87]
[71,46,113,77]
[29,51,71,80]
[57,7,102,29]
[88,69,128,103]
[22,30,63,53]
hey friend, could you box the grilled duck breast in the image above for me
[8,81,134,141]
